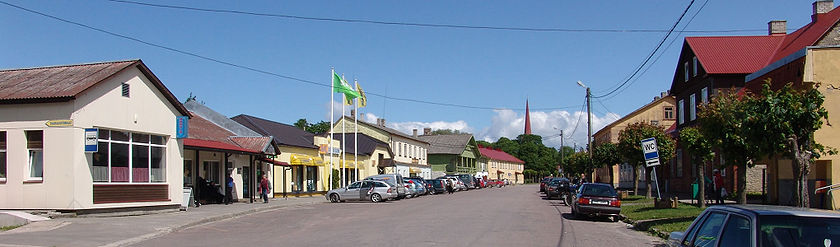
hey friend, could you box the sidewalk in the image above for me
[0,196,325,247]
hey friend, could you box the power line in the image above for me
[0,0,576,112]
[105,0,762,34]
[592,0,695,99]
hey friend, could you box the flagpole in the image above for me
[354,79,359,182]
[341,94,346,188]
[329,68,334,190]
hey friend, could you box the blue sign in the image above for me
[640,137,660,167]
[84,128,98,152]
[176,116,189,138]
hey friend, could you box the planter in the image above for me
[654,196,679,209]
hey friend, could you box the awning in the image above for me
[312,156,325,166]
[409,167,421,173]
[497,170,505,173]
[341,160,356,169]
[261,158,290,166]
[378,159,395,168]
[515,171,523,174]
[290,154,316,166]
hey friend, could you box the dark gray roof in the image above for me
[417,134,474,155]
[232,114,317,149]
[184,100,262,137]
[340,116,428,144]
[327,133,393,157]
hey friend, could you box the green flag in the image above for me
[333,72,359,99]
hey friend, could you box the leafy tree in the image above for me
[308,121,331,134]
[744,82,835,207]
[294,118,309,130]
[593,142,621,186]
[558,146,575,177]
[476,140,493,148]
[495,137,519,156]
[679,127,714,208]
[698,89,757,204]
[565,151,593,179]
[617,122,675,198]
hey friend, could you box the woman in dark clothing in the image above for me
[446,179,454,194]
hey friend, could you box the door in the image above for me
[342,181,362,200]
[242,166,250,198]
[360,181,372,200]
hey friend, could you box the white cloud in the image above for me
[362,113,474,136]
[477,109,620,149]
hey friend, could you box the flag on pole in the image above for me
[355,81,367,108]
[333,72,359,99]
[343,94,354,105]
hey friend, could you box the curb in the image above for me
[101,199,324,247]
[620,214,671,240]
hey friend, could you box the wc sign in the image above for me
[641,137,660,167]
[84,128,98,152]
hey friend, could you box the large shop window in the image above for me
[0,131,6,181]
[26,130,43,180]
[306,166,318,192]
[92,129,167,183]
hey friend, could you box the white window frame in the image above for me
[684,62,690,82]
[701,87,709,104]
[0,131,5,182]
[692,56,698,77]
[678,99,685,124]
[26,130,44,182]
[690,94,697,121]
[93,129,167,184]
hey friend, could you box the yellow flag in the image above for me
[343,94,354,105]
[356,81,367,107]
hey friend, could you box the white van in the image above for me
[365,174,407,199]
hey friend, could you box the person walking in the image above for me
[225,172,234,205]
[259,174,271,203]
[713,169,724,205]
[446,179,454,194]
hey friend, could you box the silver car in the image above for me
[326,180,396,203]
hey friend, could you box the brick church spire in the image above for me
[525,99,532,135]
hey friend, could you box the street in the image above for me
[132,184,663,247]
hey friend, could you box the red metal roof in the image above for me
[183,138,257,154]
[687,7,840,75]
[186,112,261,154]
[687,36,784,74]
[478,146,524,164]
[230,136,272,153]
[0,60,189,116]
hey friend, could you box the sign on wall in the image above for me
[46,119,73,127]
[85,128,98,152]
[176,116,189,138]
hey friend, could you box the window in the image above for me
[719,215,750,246]
[692,56,699,77]
[650,120,659,126]
[701,87,709,104]
[0,131,5,181]
[684,62,690,82]
[26,130,43,180]
[92,129,167,183]
[689,94,697,121]
[676,149,683,177]
[664,106,674,120]
[691,212,726,246]
[121,83,130,97]
[678,100,685,124]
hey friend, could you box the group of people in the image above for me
[192,171,274,205]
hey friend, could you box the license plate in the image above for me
[591,200,609,205]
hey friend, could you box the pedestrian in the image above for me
[713,169,724,205]
[225,172,234,205]
[446,179,454,194]
[259,174,271,203]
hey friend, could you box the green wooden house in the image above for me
[417,134,480,175]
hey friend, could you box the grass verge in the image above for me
[1,224,22,231]
[620,198,705,239]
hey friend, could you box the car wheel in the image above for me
[371,193,382,203]
[329,193,340,203]
[611,216,620,222]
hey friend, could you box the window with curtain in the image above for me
[26,130,43,180]
[92,129,167,183]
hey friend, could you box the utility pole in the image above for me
[559,130,564,176]
[586,87,592,160]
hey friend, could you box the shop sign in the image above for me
[319,144,341,155]
[45,119,73,127]
[176,116,189,138]
[84,128,98,152]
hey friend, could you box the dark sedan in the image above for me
[428,179,447,194]
[570,183,621,222]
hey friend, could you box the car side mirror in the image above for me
[669,231,685,243]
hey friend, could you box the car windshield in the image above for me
[759,215,840,247]
[580,184,616,197]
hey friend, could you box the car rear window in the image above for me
[374,182,388,188]
[580,184,617,197]
[759,215,840,247]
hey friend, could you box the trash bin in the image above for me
[692,183,699,199]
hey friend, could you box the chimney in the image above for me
[423,128,432,135]
[661,91,668,98]
[413,129,418,137]
[768,20,787,36]
[379,118,385,126]
[813,0,834,21]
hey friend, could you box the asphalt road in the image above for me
[132,184,664,247]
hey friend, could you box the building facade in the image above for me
[418,132,480,177]
[478,145,524,184]
[333,117,431,179]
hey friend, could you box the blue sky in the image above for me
[0,0,824,148]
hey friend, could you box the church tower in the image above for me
[524,99,532,135]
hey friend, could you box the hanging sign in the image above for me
[176,116,189,138]
[84,128,98,152]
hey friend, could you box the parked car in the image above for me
[365,174,407,199]
[457,174,476,189]
[570,183,621,222]
[668,204,840,247]
[438,176,464,191]
[540,177,552,192]
[404,179,426,197]
[407,177,431,195]
[428,179,447,194]
[326,180,396,203]
[546,178,572,204]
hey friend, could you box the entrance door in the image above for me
[242,166,251,198]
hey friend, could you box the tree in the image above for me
[565,151,593,179]
[308,121,331,134]
[679,127,714,208]
[592,142,621,185]
[294,118,309,130]
[744,82,835,207]
[476,140,493,148]
[698,89,757,204]
[617,122,675,198]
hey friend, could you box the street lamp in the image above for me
[576,81,592,161]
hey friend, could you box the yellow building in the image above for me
[478,146,525,184]
[592,94,676,188]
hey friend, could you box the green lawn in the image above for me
[1,224,21,231]
[620,199,706,238]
